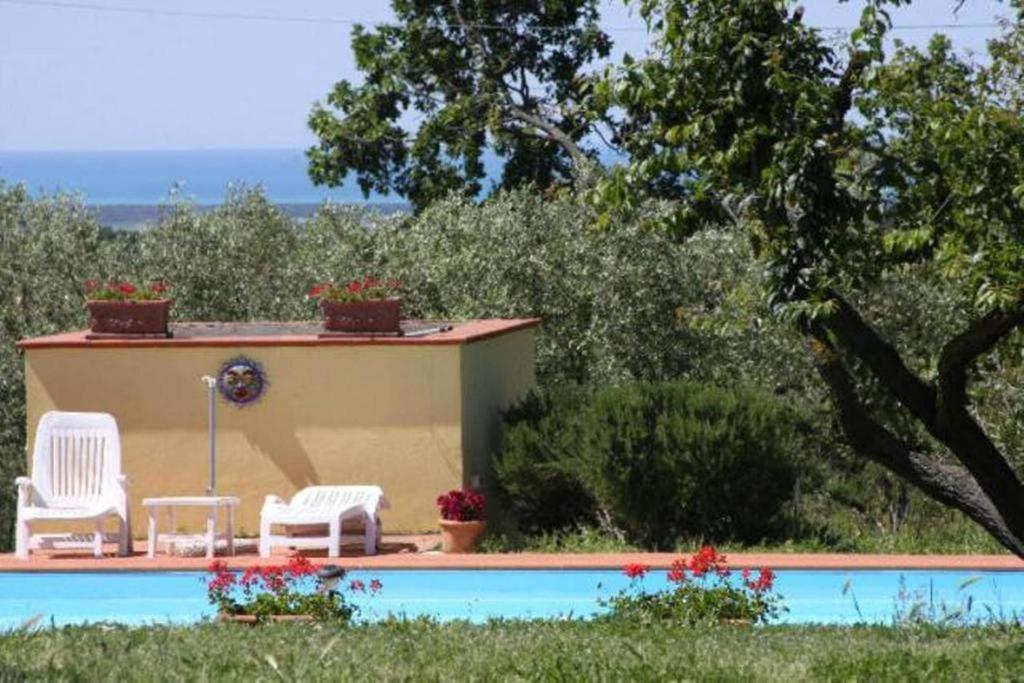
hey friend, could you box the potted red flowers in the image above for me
[84,280,172,335]
[207,557,381,624]
[436,488,486,553]
[608,546,783,625]
[309,277,402,333]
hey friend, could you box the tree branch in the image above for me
[823,293,1024,545]
[937,304,1024,404]
[829,51,869,135]
[507,105,589,164]
[447,0,588,166]
[930,303,1024,524]
[822,292,938,426]
[807,325,1024,555]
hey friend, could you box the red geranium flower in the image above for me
[689,545,728,578]
[260,566,288,592]
[349,579,366,593]
[436,489,486,521]
[369,578,383,593]
[240,566,260,587]
[667,558,688,584]
[287,555,315,577]
[623,563,650,580]
[753,567,775,593]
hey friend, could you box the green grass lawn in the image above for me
[1,621,1021,681]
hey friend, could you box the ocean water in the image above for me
[0,148,417,228]
[0,147,607,227]
[0,148,394,206]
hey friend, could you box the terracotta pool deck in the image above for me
[2,535,1022,572]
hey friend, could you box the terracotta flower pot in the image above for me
[86,299,172,335]
[320,298,402,333]
[439,519,487,553]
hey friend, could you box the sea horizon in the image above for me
[0,147,412,207]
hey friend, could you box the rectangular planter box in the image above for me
[86,299,172,335]
[320,298,401,333]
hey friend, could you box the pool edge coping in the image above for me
[2,552,1022,573]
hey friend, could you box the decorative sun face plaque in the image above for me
[216,356,267,407]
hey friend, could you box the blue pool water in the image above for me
[1,569,1021,629]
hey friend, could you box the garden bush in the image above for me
[493,387,598,534]
[496,381,808,549]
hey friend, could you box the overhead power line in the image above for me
[0,0,1006,34]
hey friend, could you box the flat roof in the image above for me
[17,319,541,350]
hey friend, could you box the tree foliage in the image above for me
[597,0,1024,554]
[307,0,611,211]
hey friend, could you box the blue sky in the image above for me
[0,0,1013,152]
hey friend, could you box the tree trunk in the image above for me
[806,316,1024,557]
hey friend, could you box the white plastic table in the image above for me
[142,496,239,559]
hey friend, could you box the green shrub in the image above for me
[579,382,803,549]
[493,387,598,534]
[496,381,807,549]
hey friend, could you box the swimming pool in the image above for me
[1,569,1021,629]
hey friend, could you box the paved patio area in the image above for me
[2,535,1022,571]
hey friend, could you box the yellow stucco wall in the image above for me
[22,332,534,536]
[461,329,537,494]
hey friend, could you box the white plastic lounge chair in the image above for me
[259,485,388,558]
[15,411,132,559]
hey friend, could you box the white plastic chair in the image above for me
[259,485,388,558]
[15,411,132,559]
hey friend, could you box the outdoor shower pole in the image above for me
[201,376,217,496]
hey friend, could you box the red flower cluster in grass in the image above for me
[84,279,170,301]
[207,560,235,593]
[347,578,383,594]
[665,546,728,584]
[210,556,383,597]
[210,556,321,597]
[655,546,775,594]
[436,488,486,522]
[667,560,687,584]
[623,563,650,580]
[741,567,775,593]
[688,545,731,579]
[308,277,402,302]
